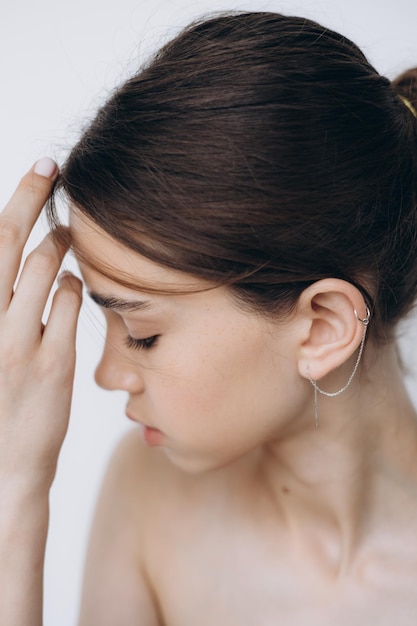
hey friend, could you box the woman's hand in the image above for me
[0,158,82,624]
[0,158,82,489]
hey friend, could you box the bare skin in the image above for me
[0,160,82,625]
[2,166,417,625]
[71,211,417,625]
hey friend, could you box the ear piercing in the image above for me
[306,306,371,428]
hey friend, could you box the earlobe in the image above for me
[296,278,370,383]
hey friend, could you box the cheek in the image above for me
[143,332,304,474]
[147,330,297,439]
[146,345,231,415]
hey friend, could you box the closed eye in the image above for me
[124,335,159,351]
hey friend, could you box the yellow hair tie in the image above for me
[399,94,417,119]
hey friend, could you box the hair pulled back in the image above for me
[51,12,417,341]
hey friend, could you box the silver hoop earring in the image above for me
[306,306,370,429]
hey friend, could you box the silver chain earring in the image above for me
[306,306,371,429]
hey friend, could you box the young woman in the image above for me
[2,11,417,625]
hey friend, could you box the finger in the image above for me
[42,272,83,359]
[7,230,68,342]
[0,158,58,310]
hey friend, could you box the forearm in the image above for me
[0,480,50,626]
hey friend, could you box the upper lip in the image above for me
[125,409,159,430]
[125,409,142,424]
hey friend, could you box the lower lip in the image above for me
[142,425,164,447]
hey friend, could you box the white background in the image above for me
[1,0,417,623]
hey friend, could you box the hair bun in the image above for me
[392,67,417,116]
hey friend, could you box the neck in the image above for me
[260,341,417,576]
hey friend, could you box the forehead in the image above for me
[69,208,208,294]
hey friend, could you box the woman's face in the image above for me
[70,210,305,473]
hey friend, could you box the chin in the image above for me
[161,444,253,476]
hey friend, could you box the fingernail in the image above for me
[34,157,58,179]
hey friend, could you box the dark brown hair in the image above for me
[49,12,417,340]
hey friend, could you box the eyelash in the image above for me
[124,335,159,351]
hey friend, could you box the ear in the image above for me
[296,279,369,382]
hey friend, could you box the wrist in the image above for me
[0,477,49,626]
[0,473,52,512]
[0,457,57,494]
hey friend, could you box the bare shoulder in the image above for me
[100,428,194,514]
[78,431,261,625]
[77,429,171,626]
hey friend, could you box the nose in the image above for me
[94,336,144,394]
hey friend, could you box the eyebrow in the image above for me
[88,290,153,313]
